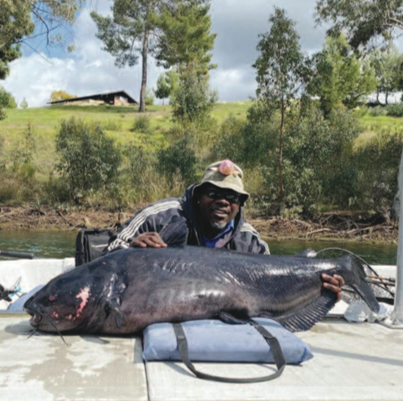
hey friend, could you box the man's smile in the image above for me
[211,208,230,219]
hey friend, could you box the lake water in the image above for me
[0,231,397,265]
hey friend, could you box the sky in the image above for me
[2,0,403,108]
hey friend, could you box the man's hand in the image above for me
[322,274,345,302]
[130,233,167,248]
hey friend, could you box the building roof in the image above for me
[48,90,138,105]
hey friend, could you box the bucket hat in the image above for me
[194,160,250,203]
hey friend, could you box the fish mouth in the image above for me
[24,299,44,328]
[29,313,43,326]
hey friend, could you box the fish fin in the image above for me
[257,311,274,319]
[218,311,246,325]
[345,255,379,313]
[274,292,337,332]
[159,216,188,247]
[105,298,125,328]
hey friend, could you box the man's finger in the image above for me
[333,274,345,287]
[322,282,341,293]
[144,238,163,248]
[130,240,146,248]
[322,274,340,287]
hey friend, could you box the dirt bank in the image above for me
[0,206,398,245]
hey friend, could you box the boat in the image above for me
[0,253,402,401]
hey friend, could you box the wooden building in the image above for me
[48,90,138,106]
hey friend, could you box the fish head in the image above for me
[24,275,106,333]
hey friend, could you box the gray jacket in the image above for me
[107,185,270,254]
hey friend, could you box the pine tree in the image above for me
[91,0,162,113]
[155,0,216,74]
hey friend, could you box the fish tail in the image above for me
[346,255,379,313]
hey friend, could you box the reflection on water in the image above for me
[0,231,398,265]
[265,238,397,266]
[0,231,76,259]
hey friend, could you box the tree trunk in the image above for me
[278,98,285,202]
[376,87,380,104]
[139,28,149,113]
[385,91,389,105]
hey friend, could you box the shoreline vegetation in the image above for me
[0,101,402,246]
[0,206,398,245]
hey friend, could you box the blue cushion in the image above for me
[142,318,313,364]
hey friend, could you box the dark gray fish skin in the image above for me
[24,246,379,334]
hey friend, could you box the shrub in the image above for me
[102,119,122,131]
[0,87,17,109]
[145,88,155,106]
[368,106,387,117]
[353,106,368,117]
[354,128,402,214]
[132,116,151,133]
[50,90,76,102]
[55,118,122,198]
[157,134,198,184]
[125,144,154,186]
[386,102,403,117]
[212,114,278,168]
[9,123,37,181]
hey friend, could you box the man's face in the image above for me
[197,185,241,231]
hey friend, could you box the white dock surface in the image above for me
[0,317,147,401]
[147,321,403,401]
[0,316,401,401]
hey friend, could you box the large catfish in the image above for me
[24,246,379,334]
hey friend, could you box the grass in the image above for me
[0,101,401,183]
[360,115,403,130]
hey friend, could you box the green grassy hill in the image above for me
[0,102,253,181]
[0,102,402,212]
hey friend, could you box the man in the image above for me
[107,160,344,299]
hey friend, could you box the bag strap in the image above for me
[173,318,286,383]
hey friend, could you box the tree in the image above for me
[91,0,160,113]
[308,34,377,115]
[155,0,216,74]
[171,64,217,125]
[154,73,171,104]
[1,1,82,118]
[253,7,305,202]
[1,0,83,79]
[369,44,403,104]
[20,98,28,109]
[91,0,212,113]
[315,0,403,50]
[0,0,34,80]
[50,90,76,102]
[0,87,17,109]
[154,69,179,103]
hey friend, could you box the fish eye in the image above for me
[49,295,56,302]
